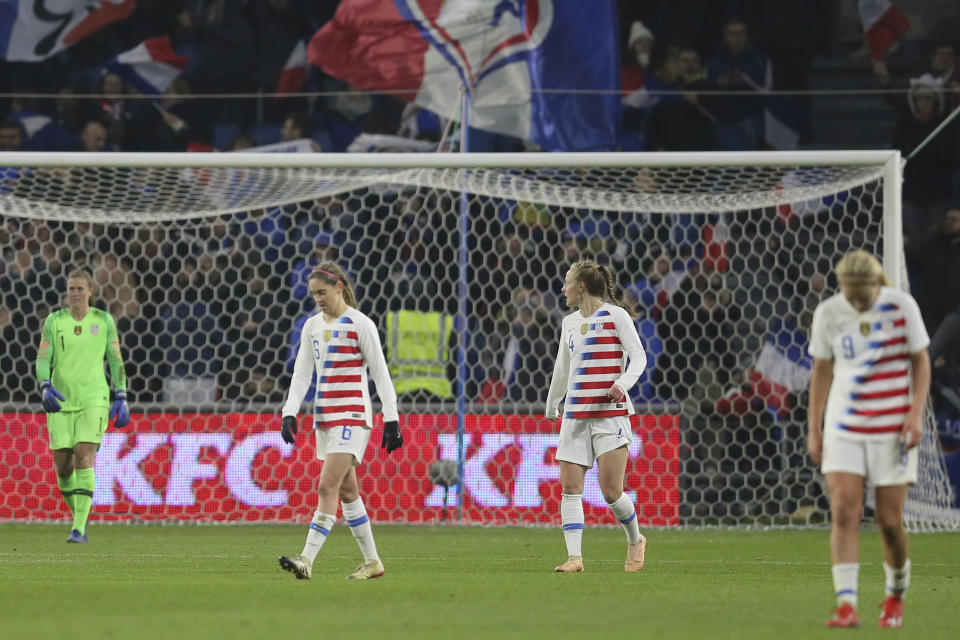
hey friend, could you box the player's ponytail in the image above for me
[309,262,358,308]
[570,260,638,318]
[835,250,891,287]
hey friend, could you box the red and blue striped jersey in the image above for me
[546,303,647,420]
[282,307,398,429]
[809,287,929,440]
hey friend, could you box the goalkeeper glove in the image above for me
[110,390,130,428]
[381,420,403,454]
[281,416,298,444]
[40,380,65,413]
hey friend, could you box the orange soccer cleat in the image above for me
[825,602,860,628]
[877,595,904,628]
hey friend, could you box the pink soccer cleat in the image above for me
[825,603,860,628]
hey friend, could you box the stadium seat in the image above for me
[247,122,283,146]
[313,130,333,152]
[212,123,239,151]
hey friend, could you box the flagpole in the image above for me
[455,86,470,523]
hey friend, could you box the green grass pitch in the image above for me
[1,524,957,639]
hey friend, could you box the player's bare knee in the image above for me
[601,487,622,504]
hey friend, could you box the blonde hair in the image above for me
[570,260,637,318]
[307,262,358,308]
[835,250,891,286]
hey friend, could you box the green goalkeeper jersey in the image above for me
[37,307,126,412]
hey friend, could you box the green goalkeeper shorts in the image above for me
[46,407,110,450]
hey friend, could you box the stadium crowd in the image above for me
[2,1,960,505]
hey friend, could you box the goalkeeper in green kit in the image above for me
[35,269,130,543]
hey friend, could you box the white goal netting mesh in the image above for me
[1,153,956,530]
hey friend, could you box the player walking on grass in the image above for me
[807,250,930,629]
[545,260,649,573]
[35,269,130,543]
[278,263,403,580]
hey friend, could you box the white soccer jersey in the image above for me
[809,287,929,441]
[281,307,398,428]
[545,303,648,420]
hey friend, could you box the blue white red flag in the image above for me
[307,0,619,151]
[275,40,308,95]
[859,0,909,61]
[105,36,187,95]
[0,0,136,61]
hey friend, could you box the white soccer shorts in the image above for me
[821,432,919,486]
[314,424,372,466]
[556,415,633,467]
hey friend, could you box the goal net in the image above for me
[1,151,956,530]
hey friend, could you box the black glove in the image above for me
[280,416,298,444]
[381,420,403,453]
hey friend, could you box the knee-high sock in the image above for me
[57,471,77,516]
[72,468,95,535]
[560,493,584,557]
[301,511,336,565]
[832,563,859,608]
[884,559,911,599]
[607,493,642,544]
[342,498,379,562]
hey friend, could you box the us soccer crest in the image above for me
[74,325,82,335]
[580,323,588,335]
[859,321,871,336]
[323,329,332,341]
[90,325,99,335]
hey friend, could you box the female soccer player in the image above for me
[35,268,130,543]
[807,250,930,629]
[278,263,403,580]
[545,260,649,573]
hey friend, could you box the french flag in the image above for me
[306,0,619,151]
[105,36,188,95]
[275,40,308,95]
[859,0,910,61]
[0,0,136,61]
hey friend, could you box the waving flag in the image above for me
[307,0,619,151]
[105,36,188,95]
[0,0,136,61]
[859,0,910,61]
[276,40,308,95]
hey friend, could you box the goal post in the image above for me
[1,150,956,530]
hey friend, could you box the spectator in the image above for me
[929,305,960,423]
[906,207,960,334]
[879,40,960,110]
[176,0,256,126]
[893,75,958,242]
[281,111,321,151]
[705,17,772,150]
[646,44,721,151]
[0,119,25,151]
[76,120,112,152]
[94,71,139,150]
[149,78,212,152]
[621,20,662,136]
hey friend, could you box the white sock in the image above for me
[607,493,642,545]
[832,563,860,608]
[883,559,911,599]
[342,497,379,562]
[560,493,584,557]
[301,510,336,565]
